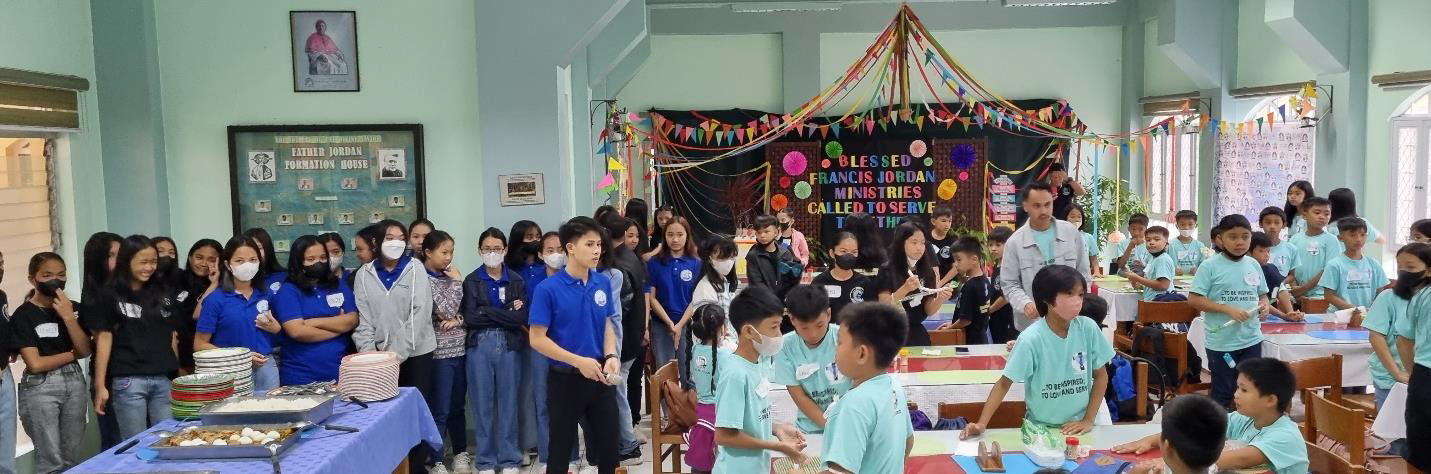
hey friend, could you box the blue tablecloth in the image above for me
[68,387,441,474]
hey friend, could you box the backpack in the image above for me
[1104,355,1152,422]
[1131,325,1202,391]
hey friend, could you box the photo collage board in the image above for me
[228,124,425,269]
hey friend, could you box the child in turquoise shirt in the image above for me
[774,285,850,434]
[1287,196,1339,300]
[820,302,915,473]
[961,264,1112,437]
[1393,244,1431,471]
[712,286,804,472]
[1123,226,1176,301]
[1320,217,1389,313]
[1169,210,1208,275]
[1111,394,1227,474]
[1258,207,1300,285]
[682,302,727,472]
[1115,213,1152,275]
[1189,215,1270,408]
[1114,358,1306,474]
[1066,206,1101,276]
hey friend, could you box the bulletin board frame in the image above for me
[226,124,426,265]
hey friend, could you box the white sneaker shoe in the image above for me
[525,463,545,474]
[428,464,452,474]
[451,452,475,473]
[498,468,522,474]
[577,467,598,474]
[476,469,496,474]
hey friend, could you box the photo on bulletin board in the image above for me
[227,124,425,269]
[290,11,359,92]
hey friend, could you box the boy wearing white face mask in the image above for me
[713,286,807,471]
[1170,210,1208,276]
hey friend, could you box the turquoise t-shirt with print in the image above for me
[1364,290,1409,390]
[1191,254,1268,352]
[1002,316,1113,426]
[1114,240,1153,273]
[1318,254,1388,308]
[1225,413,1309,474]
[821,373,914,474]
[1081,232,1099,261]
[713,353,775,472]
[1034,226,1057,265]
[1288,230,1341,298]
[773,324,851,433]
[1326,220,1383,248]
[1141,252,1177,302]
[1289,215,1307,237]
[1267,240,1299,279]
[1167,238,1207,274]
[690,344,723,404]
[1394,286,1431,369]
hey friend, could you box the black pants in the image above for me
[988,307,1017,344]
[626,352,645,422]
[1407,364,1431,470]
[398,352,436,473]
[547,369,619,474]
[1207,344,1262,409]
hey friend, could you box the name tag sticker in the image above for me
[795,363,818,380]
[1243,271,1261,286]
[326,293,345,308]
[498,287,507,303]
[36,323,59,338]
[824,285,842,298]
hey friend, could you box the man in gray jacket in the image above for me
[1000,181,1092,332]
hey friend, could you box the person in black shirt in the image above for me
[12,252,91,473]
[173,239,222,374]
[0,250,13,474]
[78,231,123,450]
[844,212,887,271]
[811,232,872,323]
[876,222,953,347]
[745,215,802,311]
[937,237,993,344]
[90,235,181,440]
[926,204,958,287]
[1047,163,1086,220]
[986,227,1017,343]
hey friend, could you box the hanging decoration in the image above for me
[952,144,977,169]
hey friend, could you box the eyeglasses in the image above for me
[480,247,505,253]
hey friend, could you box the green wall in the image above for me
[1236,0,1316,88]
[1143,20,1198,96]
[1364,0,1431,240]
[618,34,784,113]
[150,0,484,269]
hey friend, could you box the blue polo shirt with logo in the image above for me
[529,268,617,368]
[272,280,357,385]
[196,286,275,356]
[645,256,702,323]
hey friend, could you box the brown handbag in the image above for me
[661,379,698,431]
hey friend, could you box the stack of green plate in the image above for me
[171,373,234,420]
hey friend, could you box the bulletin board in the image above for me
[1212,123,1314,222]
[227,124,425,268]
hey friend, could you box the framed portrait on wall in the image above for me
[228,124,424,269]
[290,11,359,92]
[498,173,545,206]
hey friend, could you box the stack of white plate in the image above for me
[194,348,255,396]
[338,351,400,401]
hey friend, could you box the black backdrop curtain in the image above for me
[650,100,1067,246]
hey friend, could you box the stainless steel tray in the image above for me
[198,394,337,426]
[147,424,300,460]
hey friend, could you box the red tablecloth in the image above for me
[903,355,1007,372]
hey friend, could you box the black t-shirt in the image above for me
[875,265,936,325]
[926,233,956,279]
[171,274,210,370]
[812,271,872,323]
[0,290,10,370]
[10,301,75,359]
[85,289,180,377]
[1052,181,1077,220]
[954,276,993,345]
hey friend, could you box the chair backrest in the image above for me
[1134,300,1198,324]
[1304,389,1367,468]
[1129,327,1191,393]
[937,401,1026,429]
[1289,354,1344,404]
[929,328,966,346]
[1302,298,1331,315]
[648,361,678,427]
[1306,440,1367,474]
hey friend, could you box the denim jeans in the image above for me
[431,355,468,458]
[1206,344,1262,408]
[521,346,550,463]
[18,364,88,474]
[111,374,172,440]
[0,369,17,474]
[467,330,523,470]
[253,356,280,394]
[613,360,640,454]
[650,321,677,368]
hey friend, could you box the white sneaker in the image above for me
[477,470,496,474]
[428,464,452,474]
[498,468,522,474]
[577,467,598,474]
[525,463,545,474]
[451,452,475,473]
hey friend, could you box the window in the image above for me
[0,136,56,457]
[1145,114,1200,226]
[1391,88,1431,245]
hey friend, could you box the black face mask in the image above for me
[157,256,177,273]
[834,254,858,270]
[302,261,331,280]
[36,279,66,298]
[778,222,791,231]
[1394,270,1427,299]
[522,241,542,255]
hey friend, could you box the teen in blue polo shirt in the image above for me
[272,235,359,386]
[195,235,284,392]
[529,217,623,474]
[243,227,288,294]
[646,216,701,366]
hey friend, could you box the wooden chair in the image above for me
[1115,301,1198,352]
[1289,354,1344,405]
[937,401,1026,429]
[647,361,687,474]
[1119,301,1206,394]
[929,328,966,346]
[1301,298,1331,314]
[1306,441,1368,474]
[1304,389,1367,469]
[1111,350,1153,422]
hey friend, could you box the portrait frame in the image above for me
[290,11,360,92]
[498,173,545,207]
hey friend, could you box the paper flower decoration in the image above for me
[779,176,791,189]
[959,171,969,181]
[952,144,977,169]
[771,193,789,211]
[821,159,831,169]
[825,141,844,159]
[923,157,934,167]
[794,181,812,200]
[909,139,927,158]
[783,151,807,176]
[937,179,958,200]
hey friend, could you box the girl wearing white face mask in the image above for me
[460,227,529,473]
[352,220,437,463]
[682,234,740,352]
[195,236,284,392]
[1066,206,1102,277]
